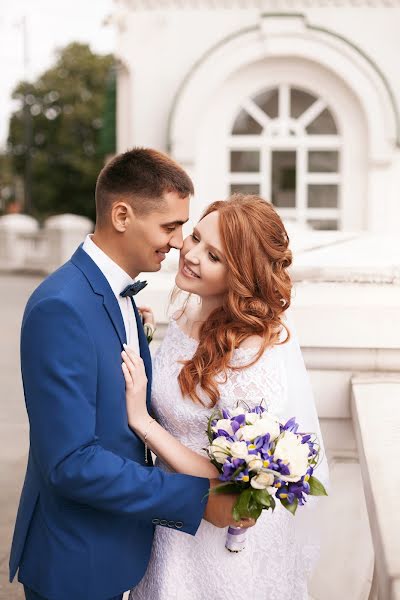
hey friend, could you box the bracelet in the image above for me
[144,417,157,464]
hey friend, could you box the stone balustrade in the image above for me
[351,377,400,600]
[0,214,94,274]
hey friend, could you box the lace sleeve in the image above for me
[217,345,288,418]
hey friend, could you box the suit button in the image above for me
[160,519,168,526]
[167,520,175,528]
[176,521,183,529]
[152,518,160,525]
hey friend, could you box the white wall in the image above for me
[114,2,400,232]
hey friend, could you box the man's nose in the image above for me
[169,228,184,250]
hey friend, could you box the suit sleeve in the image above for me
[21,297,209,535]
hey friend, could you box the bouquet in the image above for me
[206,403,327,552]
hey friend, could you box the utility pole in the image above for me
[22,16,33,214]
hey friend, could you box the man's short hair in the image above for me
[95,148,194,225]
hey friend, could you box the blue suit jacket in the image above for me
[9,245,209,600]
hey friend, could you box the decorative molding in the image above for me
[307,23,400,146]
[166,14,400,153]
[120,0,400,9]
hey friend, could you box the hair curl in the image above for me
[178,194,293,407]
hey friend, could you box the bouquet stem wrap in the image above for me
[225,526,247,552]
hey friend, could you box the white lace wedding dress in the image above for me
[129,318,318,600]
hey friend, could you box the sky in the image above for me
[0,0,115,150]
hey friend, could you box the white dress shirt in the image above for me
[82,234,140,354]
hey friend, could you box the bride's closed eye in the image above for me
[191,232,219,262]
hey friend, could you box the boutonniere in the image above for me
[143,323,155,344]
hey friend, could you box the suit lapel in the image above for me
[102,295,127,347]
[71,245,126,346]
[131,298,152,393]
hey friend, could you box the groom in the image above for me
[10,149,241,600]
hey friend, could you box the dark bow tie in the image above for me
[120,280,148,298]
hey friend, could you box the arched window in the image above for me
[228,85,341,230]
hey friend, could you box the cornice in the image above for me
[118,0,400,10]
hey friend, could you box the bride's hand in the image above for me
[121,344,149,432]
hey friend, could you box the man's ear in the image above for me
[111,201,133,232]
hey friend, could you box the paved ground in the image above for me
[0,273,43,599]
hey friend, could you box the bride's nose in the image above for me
[184,248,200,265]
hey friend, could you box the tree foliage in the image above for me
[7,43,115,220]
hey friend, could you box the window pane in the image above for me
[253,89,279,119]
[232,109,262,135]
[307,219,338,231]
[230,184,260,195]
[272,151,296,208]
[306,108,337,134]
[308,185,338,208]
[230,151,260,172]
[291,89,317,119]
[308,151,339,173]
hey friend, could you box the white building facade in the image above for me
[113,0,400,232]
[111,4,400,597]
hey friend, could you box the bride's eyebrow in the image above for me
[193,227,224,258]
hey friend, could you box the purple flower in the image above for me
[231,414,246,435]
[235,467,250,483]
[219,457,246,482]
[281,417,299,433]
[276,459,291,476]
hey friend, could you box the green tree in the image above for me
[7,43,115,220]
[0,154,14,211]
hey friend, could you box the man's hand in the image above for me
[203,479,256,529]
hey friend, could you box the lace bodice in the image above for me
[151,318,288,455]
[129,319,314,600]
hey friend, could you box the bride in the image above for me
[121,194,329,600]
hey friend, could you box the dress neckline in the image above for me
[170,317,261,358]
[170,317,199,345]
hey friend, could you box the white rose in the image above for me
[250,472,275,489]
[245,454,263,472]
[274,431,310,482]
[230,441,249,460]
[212,419,234,436]
[254,413,281,441]
[236,424,258,441]
[245,412,259,425]
[230,406,246,417]
[210,436,231,464]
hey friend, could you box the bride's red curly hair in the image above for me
[178,194,293,407]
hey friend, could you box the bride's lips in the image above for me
[180,262,200,279]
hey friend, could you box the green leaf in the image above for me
[233,489,264,521]
[309,476,328,496]
[247,493,263,520]
[206,409,223,443]
[211,483,241,495]
[281,497,299,515]
[252,488,272,508]
[270,496,276,512]
[232,488,252,521]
